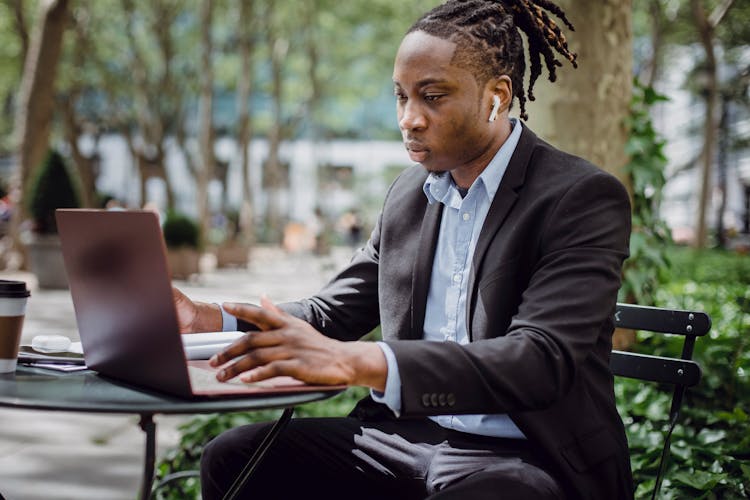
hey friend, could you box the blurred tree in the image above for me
[119,0,191,210]
[14,0,69,200]
[259,0,294,241]
[1,0,435,245]
[691,0,735,249]
[57,4,102,208]
[633,0,749,249]
[0,0,35,155]
[4,0,31,68]
[197,0,215,240]
[235,0,258,246]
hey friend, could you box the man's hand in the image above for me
[211,298,387,390]
[172,287,223,333]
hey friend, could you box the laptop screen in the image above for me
[56,209,193,397]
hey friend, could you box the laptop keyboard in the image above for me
[187,365,274,390]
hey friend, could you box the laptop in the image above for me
[56,209,342,398]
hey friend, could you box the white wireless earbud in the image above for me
[489,95,501,122]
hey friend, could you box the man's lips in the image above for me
[405,142,429,161]
[405,141,427,153]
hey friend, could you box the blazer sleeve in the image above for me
[386,170,631,416]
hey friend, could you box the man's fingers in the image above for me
[209,330,283,367]
[239,360,298,383]
[222,302,286,330]
[215,347,290,381]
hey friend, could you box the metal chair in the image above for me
[611,303,711,499]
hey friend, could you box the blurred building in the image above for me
[89,134,411,230]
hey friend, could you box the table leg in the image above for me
[138,413,157,500]
[223,407,295,500]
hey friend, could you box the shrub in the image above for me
[25,150,80,234]
[163,211,200,249]
[618,247,750,498]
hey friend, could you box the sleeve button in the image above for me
[438,394,447,406]
[422,394,431,407]
[447,393,456,406]
[430,393,439,407]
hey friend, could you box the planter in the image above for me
[216,243,250,268]
[25,233,69,289]
[167,247,200,280]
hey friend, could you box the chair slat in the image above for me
[610,350,702,387]
[615,303,711,337]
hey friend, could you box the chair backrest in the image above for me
[610,303,711,500]
[611,303,710,386]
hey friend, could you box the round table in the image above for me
[0,366,342,499]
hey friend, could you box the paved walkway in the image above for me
[0,246,353,500]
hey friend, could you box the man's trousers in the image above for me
[200,416,565,499]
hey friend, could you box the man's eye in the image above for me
[424,94,443,102]
[394,93,407,102]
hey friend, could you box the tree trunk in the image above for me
[524,0,632,189]
[60,10,98,208]
[264,3,288,242]
[692,0,718,249]
[197,0,215,241]
[61,96,97,207]
[643,0,665,88]
[14,0,70,194]
[7,0,69,270]
[237,0,256,246]
[121,0,178,211]
[715,93,729,248]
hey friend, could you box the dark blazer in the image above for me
[269,126,634,499]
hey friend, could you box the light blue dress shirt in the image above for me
[372,119,525,438]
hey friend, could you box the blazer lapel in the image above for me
[466,127,538,339]
[409,201,443,340]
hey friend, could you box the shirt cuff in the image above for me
[370,341,402,416]
[215,303,238,331]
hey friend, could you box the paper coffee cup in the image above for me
[0,280,30,373]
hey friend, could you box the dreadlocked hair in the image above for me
[407,0,578,121]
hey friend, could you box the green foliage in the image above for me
[153,387,368,499]
[25,150,81,234]
[620,80,672,305]
[162,211,200,249]
[618,247,750,499]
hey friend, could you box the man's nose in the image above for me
[399,101,427,131]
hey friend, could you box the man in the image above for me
[176,0,634,498]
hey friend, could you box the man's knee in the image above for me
[428,461,565,500]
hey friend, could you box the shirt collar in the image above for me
[423,119,523,205]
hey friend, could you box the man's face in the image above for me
[393,31,496,174]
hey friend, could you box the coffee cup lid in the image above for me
[0,280,30,298]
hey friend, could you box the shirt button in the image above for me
[462,212,470,221]
[453,273,461,283]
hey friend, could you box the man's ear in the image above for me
[488,75,513,111]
